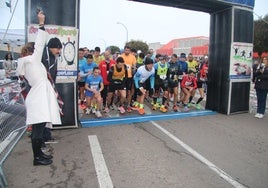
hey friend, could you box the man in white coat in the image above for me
[17,11,62,166]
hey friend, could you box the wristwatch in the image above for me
[63,38,76,65]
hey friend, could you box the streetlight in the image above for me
[99,38,107,51]
[116,21,128,44]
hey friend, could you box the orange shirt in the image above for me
[121,53,136,78]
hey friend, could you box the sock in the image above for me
[189,96,193,103]
[162,97,167,105]
[196,97,203,104]
[153,97,157,104]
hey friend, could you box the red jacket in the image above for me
[181,75,197,89]
[99,59,116,85]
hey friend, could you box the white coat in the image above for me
[17,29,61,128]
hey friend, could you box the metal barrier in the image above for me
[0,80,26,188]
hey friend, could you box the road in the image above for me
[3,112,268,188]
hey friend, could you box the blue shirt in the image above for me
[78,58,87,82]
[80,61,98,80]
[85,74,103,96]
[178,60,188,75]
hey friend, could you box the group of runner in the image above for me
[77,46,209,118]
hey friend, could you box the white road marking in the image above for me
[151,121,246,188]
[88,135,113,188]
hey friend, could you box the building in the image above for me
[156,36,209,57]
[148,42,163,53]
[0,29,25,60]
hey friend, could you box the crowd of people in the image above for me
[78,46,209,118]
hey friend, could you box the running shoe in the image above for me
[131,102,139,110]
[79,103,87,110]
[183,106,190,111]
[109,105,114,110]
[254,113,264,119]
[95,111,102,118]
[85,108,91,115]
[152,104,158,110]
[92,108,96,114]
[126,106,132,113]
[103,107,110,113]
[138,108,145,115]
[160,105,167,113]
[118,106,126,114]
[196,103,201,110]
[133,101,139,107]
[173,105,179,112]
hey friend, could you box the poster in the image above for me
[26,0,79,127]
[27,25,78,80]
[229,42,253,79]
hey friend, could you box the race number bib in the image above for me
[160,75,166,80]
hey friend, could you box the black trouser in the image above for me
[31,122,46,158]
[43,127,52,142]
[101,85,109,107]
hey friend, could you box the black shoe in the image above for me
[33,157,53,166]
[40,153,53,159]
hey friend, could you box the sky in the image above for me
[1,0,267,51]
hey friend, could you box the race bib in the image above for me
[160,75,166,80]
[90,85,98,90]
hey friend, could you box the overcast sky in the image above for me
[1,0,267,51]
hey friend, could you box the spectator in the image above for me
[253,56,268,119]
[3,52,16,77]
[41,29,63,147]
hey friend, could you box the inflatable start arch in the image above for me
[132,0,254,114]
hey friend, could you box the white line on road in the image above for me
[151,121,246,188]
[88,135,113,188]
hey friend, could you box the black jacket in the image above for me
[41,47,57,83]
[253,65,268,90]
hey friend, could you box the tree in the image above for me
[126,40,149,54]
[254,14,268,58]
[109,45,120,54]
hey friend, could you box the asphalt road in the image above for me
[3,112,268,188]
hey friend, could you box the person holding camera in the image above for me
[253,57,268,119]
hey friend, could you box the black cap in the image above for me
[180,53,186,58]
[144,57,153,65]
[47,37,62,49]
[95,47,101,52]
[85,54,93,59]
